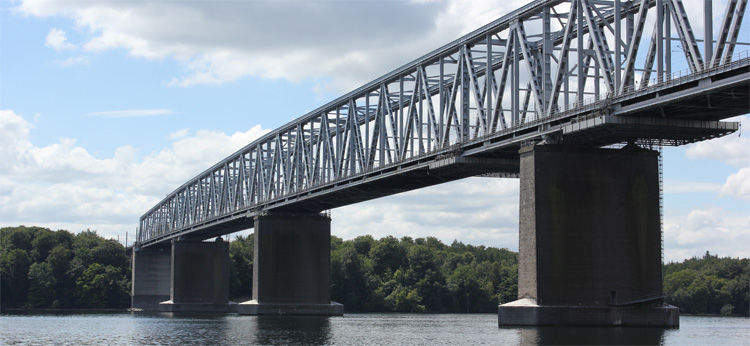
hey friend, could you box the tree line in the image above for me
[663,251,749,316]
[1,226,131,309]
[2,226,747,316]
[230,234,519,312]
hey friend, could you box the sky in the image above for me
[1,0,748,262]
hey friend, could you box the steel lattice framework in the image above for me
[137,0,749,247]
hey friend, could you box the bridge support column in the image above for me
[131,245,171,310]
[158,238,234,312]
[498,144,679,327]
[238,213,343,315]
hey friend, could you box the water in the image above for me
[1,312,747,345]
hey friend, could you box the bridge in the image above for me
[131,0,749,326]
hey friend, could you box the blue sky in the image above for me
[1,0,748,262]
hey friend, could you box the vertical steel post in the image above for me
[666,5,671,79]
[439,56,445,146]
[705,0,713,66]
[543,6,552,117]
[512,29,520,127]
[486,33,494,128]
[615,0,622,95]
[657,0,664,82]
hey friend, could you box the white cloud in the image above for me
[44,28,75,51]
[685,115,750,168]
[0,109,269,240]
[720,167,750,201]
[683,115,750,204]
[168,128,190,140]
[84,109,174,118]
[16,0,518,92]
[54,55,88,67]
[664,207,750,262]
[332,177,520,250]
[664,180,722,194]
[19,0,739,94]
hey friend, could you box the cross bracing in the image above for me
[137,0,749,247]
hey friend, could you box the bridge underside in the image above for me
[153,155,521,243]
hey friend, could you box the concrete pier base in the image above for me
[499,145,679,327]
[239,300,344,316]
[498,298,679,326]
[131,245,171,310]
[158,238,233,312]
[238,213,343,316]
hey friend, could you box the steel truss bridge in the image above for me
[137,0,749,248]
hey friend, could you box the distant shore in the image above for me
[1,308,130,313]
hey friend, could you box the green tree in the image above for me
[370,236,408,278]
[663,254,749,316]
[384,285,424,312]
[331,242,382,311]
[230,235,254,300]
[1,248,32,307]
[46,245,75,307]
[1,226,35,252]
[30,229,57,263]
[27,262,56,308]
[352,235,376,256]
[447,264,493,312]
[75,263,130,308]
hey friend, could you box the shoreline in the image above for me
[2,308,748,318]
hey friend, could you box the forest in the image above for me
[1,226,131,309]
[663,251,749,316]
[2,226,748,315]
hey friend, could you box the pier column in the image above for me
[158,238,234,312]
[498,144,679,327]
[238,213,343,315]
[131,245,171,310]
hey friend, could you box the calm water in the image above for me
[1,312,748,345]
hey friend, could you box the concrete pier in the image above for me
[131,245,171,310]
[158,238,234,312]
[498,144,679,327]
[238,213,343,315]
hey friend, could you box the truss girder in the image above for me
[138,0,748,246]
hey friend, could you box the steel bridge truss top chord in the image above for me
[137,0,749,247]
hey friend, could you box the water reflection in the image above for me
[2,313,746,345]
[515,326,666,345]
[124,312,333,345]
[250,316,332,345]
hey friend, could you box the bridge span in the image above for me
[131,0,749,325]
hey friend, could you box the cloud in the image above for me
[168,128,190,140]
[685,115,750,168]
[664,207,750,262]
[84,109,174,118]
[720,167,750,201]
[18,0,733,94]
[332,177,520,250]
[0,109,269,240]
[683,115,750,203]
[54,55,88,67]
[44,28,75,51]
[15,0,518,92]
[664,180,722,194]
